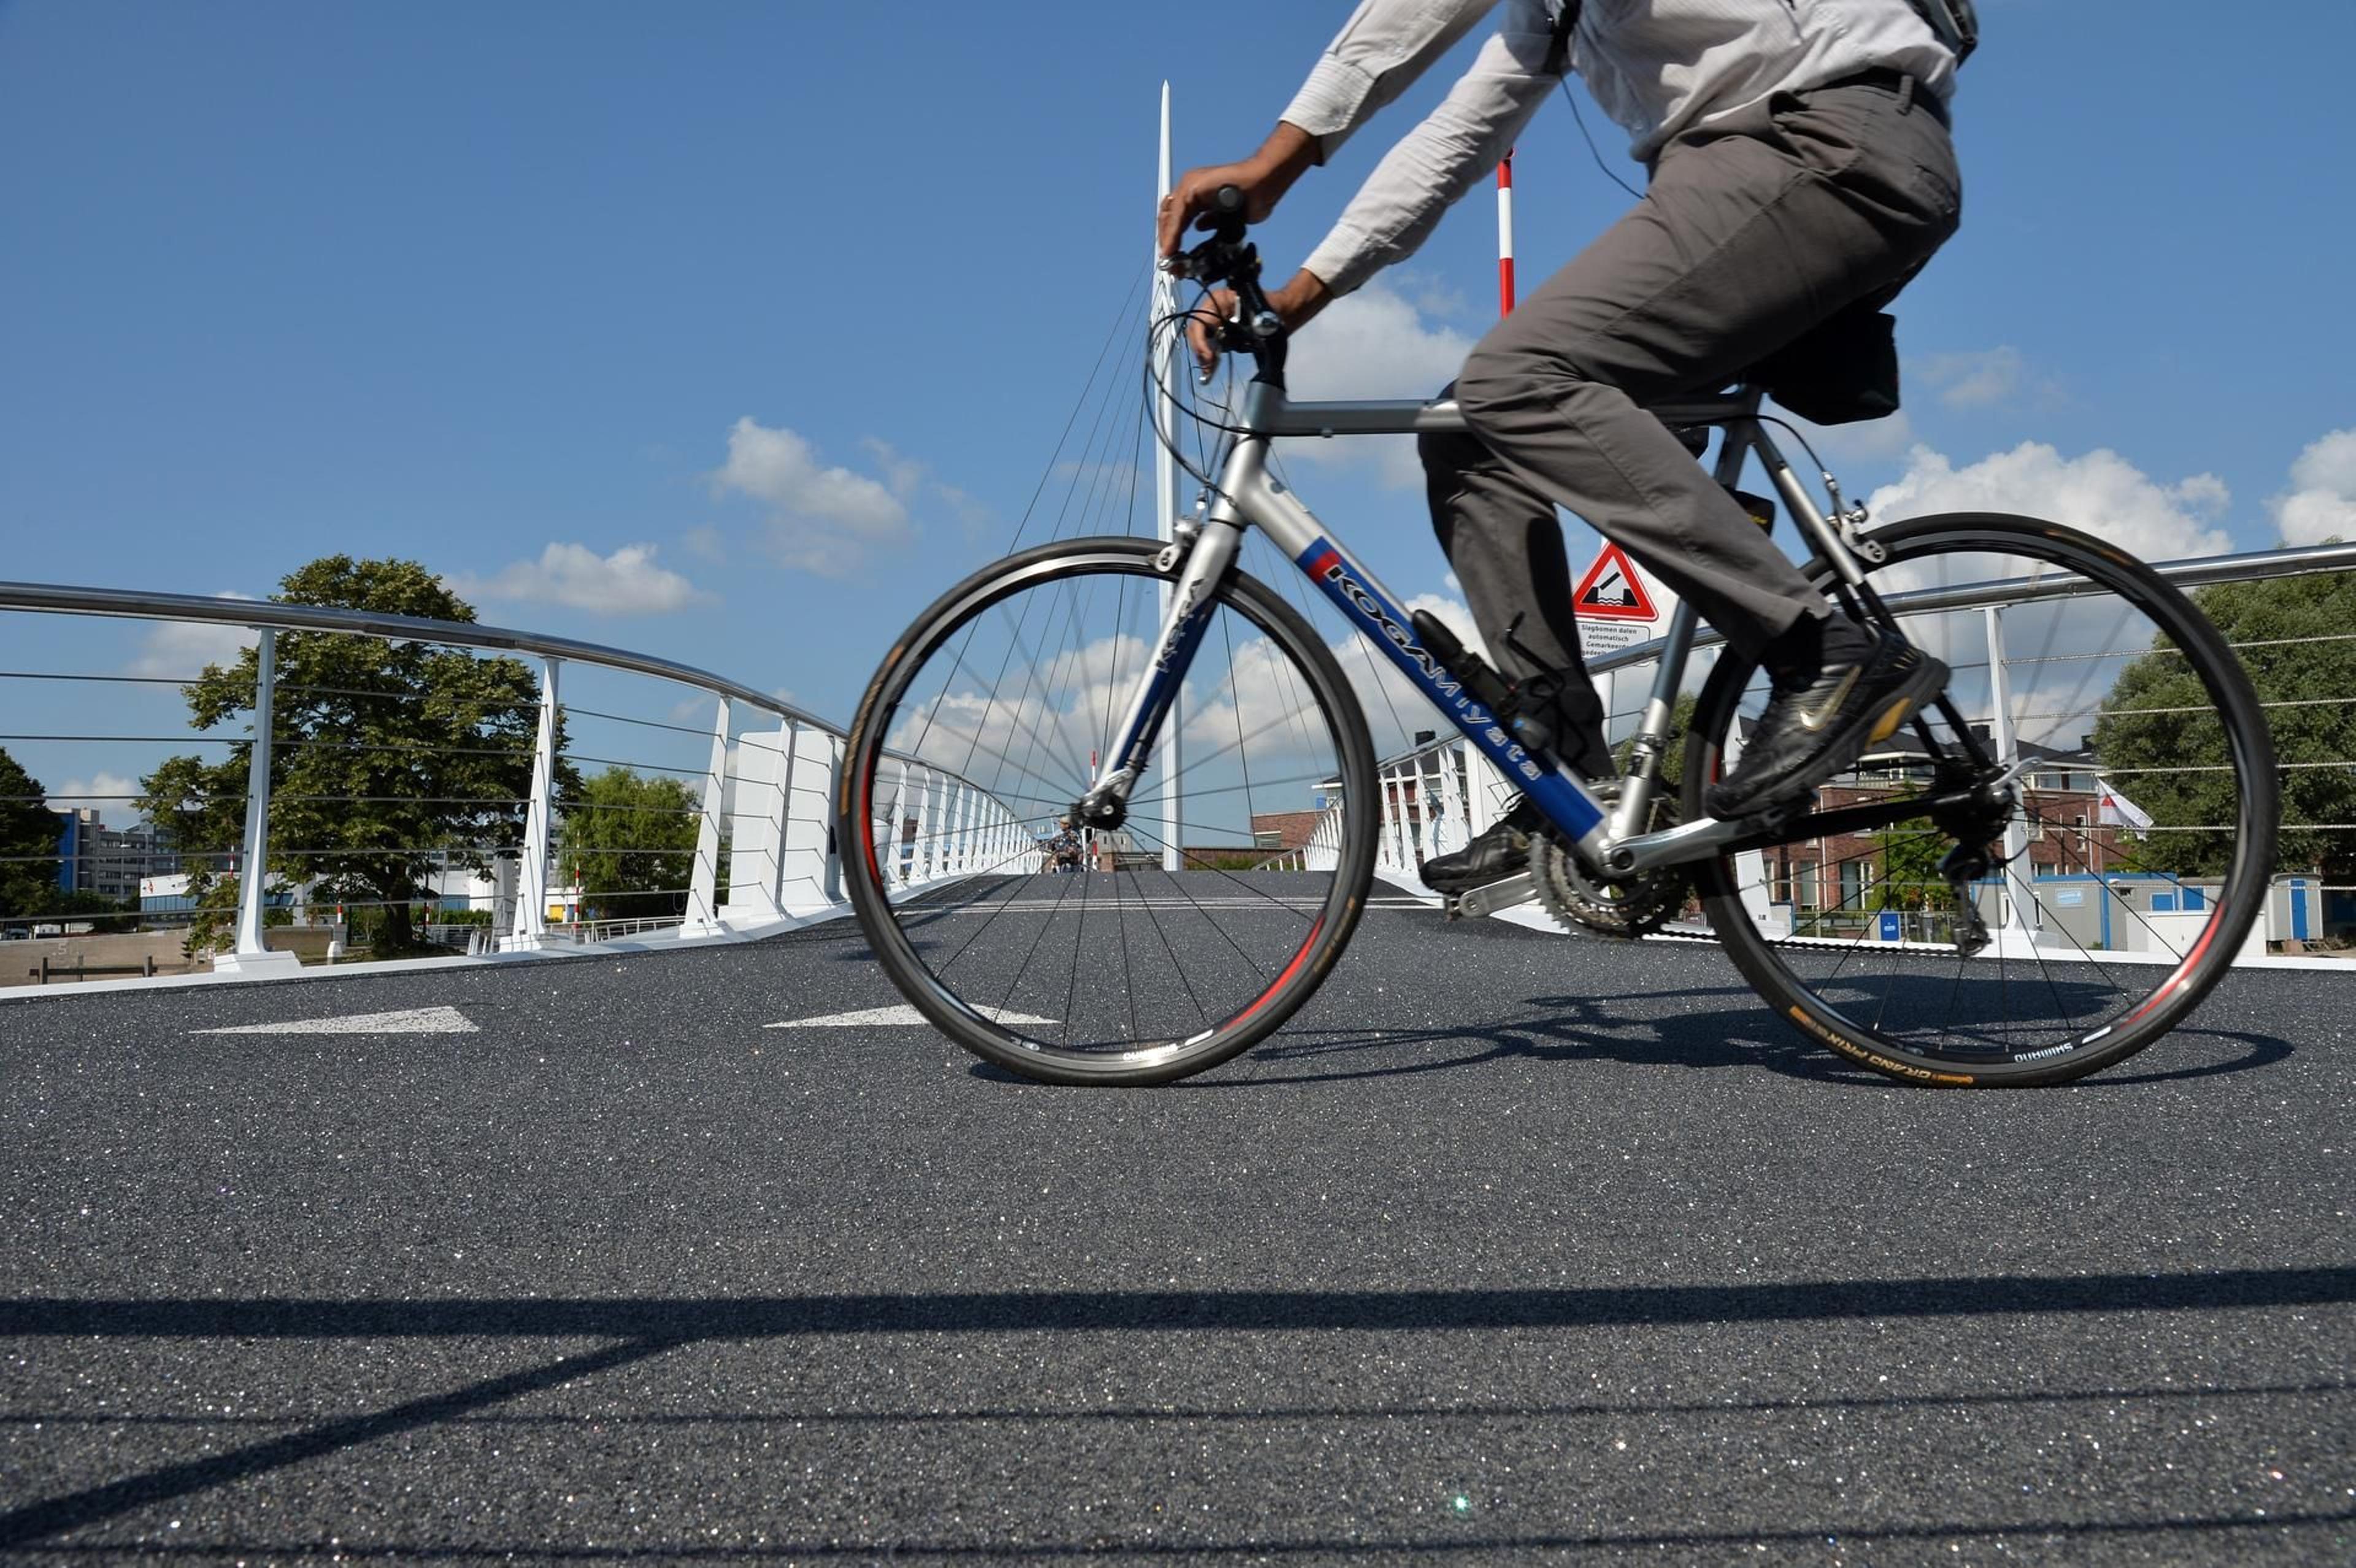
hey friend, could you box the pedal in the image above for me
[1447,873,1537,920]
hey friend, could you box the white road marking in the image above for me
[764,1004,1058,1029]
[191,1005,480,1036]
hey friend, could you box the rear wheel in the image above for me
[1683,513,2278,1086]
[838,537,1380,1085]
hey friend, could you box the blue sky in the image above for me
[5,0,2354,812]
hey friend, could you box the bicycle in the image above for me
[837,189,2278,1088]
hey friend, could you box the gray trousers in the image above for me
[1419,77,1961,779]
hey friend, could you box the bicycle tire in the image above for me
[1681,512,2279,1086]
[839,536,1381,1085]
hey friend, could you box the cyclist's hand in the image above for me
[1184,288,1241,382]
[1155,123,1319,261]
[1159,163,1274,260]
[1183,271,1337,380]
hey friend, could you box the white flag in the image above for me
[2098,787,2154,833]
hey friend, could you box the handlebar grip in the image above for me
[1206,183,1250,242]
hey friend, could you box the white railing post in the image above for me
[1985,605,2040,944]
[722,715,793,928]
[1442,741,1473,861]
[683,697,731,937]
[906,769,930,882]
[216,626,299,973]
[777,723,839,916]
[1465,753,1501,844]
[1379,769,1406,873]
[820,735,845,905]
[498,656,561,954]
[887,759,910,885]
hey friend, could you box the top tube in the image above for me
[1242,385,1766,440]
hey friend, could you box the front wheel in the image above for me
[1684,512,2279,1086]
[838,536,1381,1085]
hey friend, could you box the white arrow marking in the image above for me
[193,1005,479,1036]
[764,1004,1058,1029]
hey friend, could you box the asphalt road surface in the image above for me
[2,904,2351,1564]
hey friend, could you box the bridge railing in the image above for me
[0,582,1039,982]
[1367,537,2356,956]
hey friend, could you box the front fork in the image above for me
[1074,517,1243,827]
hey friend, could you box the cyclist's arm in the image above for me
[1157,0,1525,264]
[1296,16,1561,299]
[1279,0,1515,166]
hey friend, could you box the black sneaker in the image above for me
[1704,628,1948,820]
[1420,797,1544,895]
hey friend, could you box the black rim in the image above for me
[1691,517,2274,1076]
[841,542,1374,1075]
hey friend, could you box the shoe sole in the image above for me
[1710,652,1951,820]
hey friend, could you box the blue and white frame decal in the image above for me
[1297,537,1604,842]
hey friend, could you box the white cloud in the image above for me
[1867,441,2233,563]
[2273,428,2356,546]
[446,542,705,616]
[126,594,258,679]
[1401,591,1487,662]
[1280,280,1478,490]
[1390,267,1472,323]
[1775,407,1919,466]
[713,417,912,576]
[47,772,142,823]
[1919,346,2022,409]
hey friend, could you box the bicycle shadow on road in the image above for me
[1149,973,2295,1090]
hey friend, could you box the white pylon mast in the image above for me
[1153,82,1186,874]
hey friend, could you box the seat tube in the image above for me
[1609,430,1751,840]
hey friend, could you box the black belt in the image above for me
[1815,66,1950,130]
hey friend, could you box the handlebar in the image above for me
[1163,185,1288,375]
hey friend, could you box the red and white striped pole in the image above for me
[1496,150,1515,316]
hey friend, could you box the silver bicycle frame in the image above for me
[1095,377,1876,875]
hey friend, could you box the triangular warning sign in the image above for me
[1572,542,1659,621]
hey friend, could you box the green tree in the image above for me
[557,766,701,920]
[1873,789,1948,912]
[2092,560,2356,878]
[0,748,63,918]
[139,556,577,955]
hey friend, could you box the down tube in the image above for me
[1286,532,1608,852]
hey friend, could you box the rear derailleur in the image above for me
[1926,760,2025,958]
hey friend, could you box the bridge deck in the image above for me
[2,906,2349,1560]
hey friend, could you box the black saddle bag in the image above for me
[1752,303,1901,426]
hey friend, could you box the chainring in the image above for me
[1529,780,1688,939]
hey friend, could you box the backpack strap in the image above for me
[1543,0,1583,77]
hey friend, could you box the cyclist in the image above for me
[1158,0,1961,895]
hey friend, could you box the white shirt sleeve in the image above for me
[1293,6,1561,298]
[1279,0,1511,162]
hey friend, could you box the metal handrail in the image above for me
[1587,537,2356,676]
[0,579,839,737]
[0,578,1043,977]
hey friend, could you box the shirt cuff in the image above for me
[1301,224,1382,300]
[1279,55,1379,161]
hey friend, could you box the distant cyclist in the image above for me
[1158,0,1961,894]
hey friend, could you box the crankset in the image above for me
[1530,780,1688,939]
